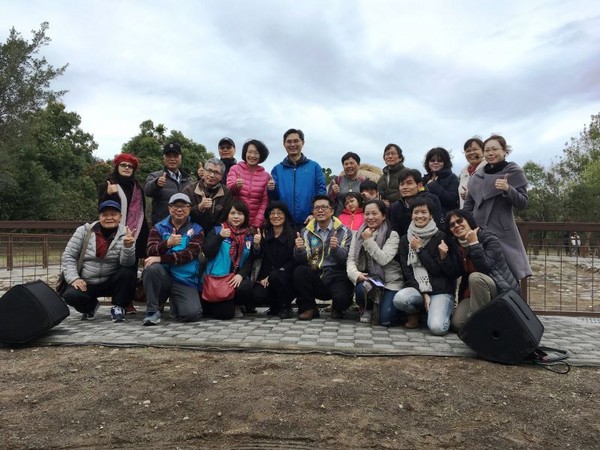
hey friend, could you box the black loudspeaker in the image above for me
[459,289,544,364]
[0,280,70,344]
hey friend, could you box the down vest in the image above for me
[61,222,136,285]
[226,161,270,229]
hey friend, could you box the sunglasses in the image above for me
[119,163,135,169]
[448,217,465,229]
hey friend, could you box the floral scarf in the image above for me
[406,219,438,292]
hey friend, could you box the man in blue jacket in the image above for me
[267,129,327,231]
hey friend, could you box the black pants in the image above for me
[293,266,353,314]
[251,269,295,312]
[63,266,137,314]
[202,278,253,320]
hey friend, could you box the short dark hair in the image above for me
[410,196,435,215]
[424,147,452,172]
[359,179,378,192]
[463,138,484,151]
[242,139,269,164]
[383,143,404,163]
[341,152,361,164]
[312,194,334,209]
[283,128,304,143]
[228,199,250,228]
[342,191,363,208]
[363,199,387,217]
[398,168,423,184]
[444,209,478,235]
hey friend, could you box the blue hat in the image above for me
[98,200,121,212]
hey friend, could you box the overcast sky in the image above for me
[3,0,600,172]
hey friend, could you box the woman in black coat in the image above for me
[422,147,459,223]
[445,209,520,331]
[250,201,297,319]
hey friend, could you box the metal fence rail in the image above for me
[1,221,599,316]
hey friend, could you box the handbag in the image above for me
[56,225,93,296]
[201,273,235,302]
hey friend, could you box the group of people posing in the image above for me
[60,129,532,335]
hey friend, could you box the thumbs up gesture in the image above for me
[220,227,232,238]
[495,173,510,192]
[267,176,275,191]
[438,239,448,259]
[157,172,167,187]
[236,174,243,189]
[167,231,182,248]
[123,226,136,248]
[331,180,340,194]
[295,232,305,250]
[329,235,338,250]
[106,180,118,195]
[253,230,262,247]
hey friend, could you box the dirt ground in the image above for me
[1,346,599,449]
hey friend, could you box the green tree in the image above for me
[521,161,563,222]
[0,22,67,137]
[121,120,212,182]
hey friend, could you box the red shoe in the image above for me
[126,303,137,315]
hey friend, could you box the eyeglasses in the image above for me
[119,163,135,169]
[205,168,222,177]
[448,217,464,229]
[429,157,443,163]
[169,204,191,211]
[313,205,332,212]
[269,211,284,217]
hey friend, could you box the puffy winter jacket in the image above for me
[61,222,136,285]
[268,155,327,226]
[226,161,270,229]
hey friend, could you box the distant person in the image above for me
[144,142,192,225]
[389,168,441,237]
[226,139,270,233]
[250,201,297,319]
[98,153,149,260]
[61,201,137,322]
[202,199,255,320]
[328,151,364,215]
[360,179,385,203]
[183,158,233,233]
[463,135,531,281]
[142,193,204,325]
[196,161,205,180]
[569,231,582,257]
[377,143,405,204]
[218,137,237,181]
[346,199,403,325]
[267,128,327,230]
[445,209,519,331]
[393,198,459,334]
[293,195,354,320]
[337,192,365,232]
[458,138,485,208]
[422,147,459,223]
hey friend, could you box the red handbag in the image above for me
[202,274,235,302]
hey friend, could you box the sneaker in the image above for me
[111,306,125,322]
[234,306,243,319]
[81,302,100,321]
[143,311,161,326]
[126,303,137,314]
[360,309,373,324]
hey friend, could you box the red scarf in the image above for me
[223,222,249,269]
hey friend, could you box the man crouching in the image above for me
[142,193,204,325]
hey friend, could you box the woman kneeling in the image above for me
[393,198,459,335]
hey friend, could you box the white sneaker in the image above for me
[111,306,125,322]
[360,310,373,324]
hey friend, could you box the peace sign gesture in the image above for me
[123,226,136,248]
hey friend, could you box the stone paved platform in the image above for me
[21,306,600,367]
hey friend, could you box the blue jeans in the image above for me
[393,287,454,335]
[355,282,402,327]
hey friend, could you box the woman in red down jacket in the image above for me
[226,139,270,233]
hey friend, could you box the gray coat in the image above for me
[144,168,192,224]
[463,162,532,280]
[61,222,136,285]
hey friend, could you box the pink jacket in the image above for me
[338,208,364,231]
[226,161,270,229]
